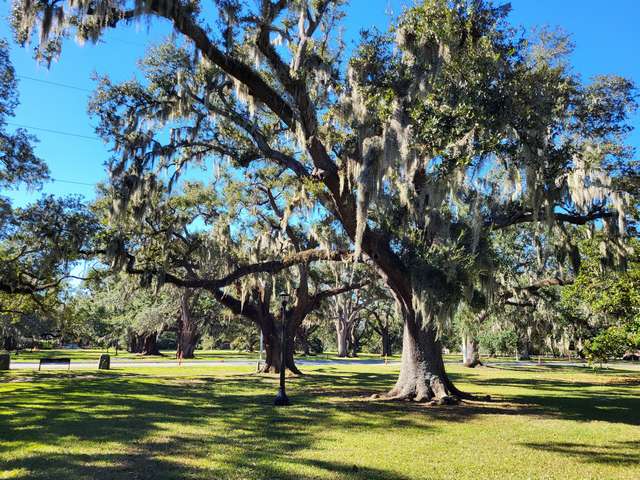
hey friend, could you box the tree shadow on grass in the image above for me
[0,370,416,479]
[520,440,640,466]
[464,368,640,426]
[278,367,640,428]
[1,366,639,479]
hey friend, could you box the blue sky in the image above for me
[1,0,639,206]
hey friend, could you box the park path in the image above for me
[7,358,640,371]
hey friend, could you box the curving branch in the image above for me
[123,247,353,292]
[488,206,618,230]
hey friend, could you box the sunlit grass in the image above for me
[2,347,600,365]
[1,363,639,479]
[3,348,402,363]
[3,348,259,362]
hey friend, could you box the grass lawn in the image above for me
[1,363,638,480]
[3,349,259,362]
[2,348,402,363]
[2,347,586,365]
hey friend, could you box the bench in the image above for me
[38,358,71,371]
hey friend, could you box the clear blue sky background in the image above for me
[1,0,639,207]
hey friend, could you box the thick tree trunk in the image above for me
[258,318,301,374]
[142,333,161,356]
[462,333,482,368]
[383,312,467,404]
[517,333,532,360]
[128,333,141,353]
[336,321,348,357]
[349,326,360,357]
[129,333,161,355]
[3,335,17,352]
[517,344,531,361]
[296,325,312,355]
[177,293,200,359]
[381,330,392,357]
[177,324,199,359]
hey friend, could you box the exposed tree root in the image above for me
[463,359,483,368]
[369,377,491,405]
[258,362,303,375]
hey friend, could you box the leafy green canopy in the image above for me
[11,0,637,333]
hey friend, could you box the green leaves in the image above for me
[583,325,633,364]
[0,39,48,189]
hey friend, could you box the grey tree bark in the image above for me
[462,333,482,368]
[336,320,349,357]
[176,291,200,359]
[381,309,473,404]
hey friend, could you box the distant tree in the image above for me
[582,320,640,365]
[562,237,640,362]
[74,273,179,355]
[324,265,369,357]
[563,238,640,324]
[177,289,224,359]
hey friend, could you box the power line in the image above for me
[51,178,98,187]
[17,75,93,93]
[6,122,100,141]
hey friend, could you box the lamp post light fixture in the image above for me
[274,291,291,406]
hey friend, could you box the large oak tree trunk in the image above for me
[128,333,141,353]
[142,333,161,356]
[349,326,360,357]
[381,330,392,357]
[177,293,200,359]
[517,329,532,360]
[258,317,301,375]
[384,311,465,404]
[336,321,348,357]
[129,333,161,355]
[462,333,482,368]
[3,335,17,352]
[296,325,312,355]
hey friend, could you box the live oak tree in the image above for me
[323,263,370,357]
[93,152,360,371]
[562,236,640,361]
[456,224,581,366]
[15,0,637,402]
[364,285,401,358]
[0,195,98,353]
[75,272,181,354]
[176,289,212,359]
[327,288,365,357]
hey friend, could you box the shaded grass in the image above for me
[0,364,639,479]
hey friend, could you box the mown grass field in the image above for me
[1,363,638,480]
[3,348,402,363]
[3,347,583,365]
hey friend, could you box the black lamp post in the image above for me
[274,291,291,406]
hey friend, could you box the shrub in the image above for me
[584,326,632,364]
[479,329,518,356]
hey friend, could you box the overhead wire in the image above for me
[6,122,101,141]
[51,178,98,187]
[16,75,93,93]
